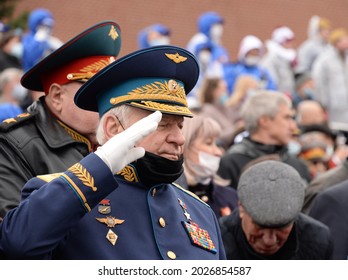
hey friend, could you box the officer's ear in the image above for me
[45,83,64,113]
[102,113,123,141]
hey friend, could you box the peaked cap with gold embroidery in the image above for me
[74,45,199,117]
[21,21,121,93]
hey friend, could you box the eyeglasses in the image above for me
[115,115,126,131]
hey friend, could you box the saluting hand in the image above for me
[95,111,162,174]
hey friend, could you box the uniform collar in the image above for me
[56,119,92,152]
[116,164,140,183]
[29,97,92,152]
[246,137,286,154]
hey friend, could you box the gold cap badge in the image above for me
[109,25,119,40]
[165,53,187,63]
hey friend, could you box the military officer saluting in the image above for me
[0,45,226,260]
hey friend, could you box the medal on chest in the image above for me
[178,198,217,254]
[96,199,125,246]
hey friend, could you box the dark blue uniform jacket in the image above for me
[0,153,226,260]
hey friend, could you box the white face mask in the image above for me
[219,93,229,105]
[198,151,221,174]
[149,36,170,47]
[326,145,334,157]
[198,50,212,66]
[10,43,23,59]
[12,84,28,102]
[34,25,52,41]
[186,151,221,184]
[244,55,260,66]
[287,141,301,156]
[210,24,223,43]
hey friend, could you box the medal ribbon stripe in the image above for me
[182,221,217,254]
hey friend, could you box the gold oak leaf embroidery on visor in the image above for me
[109,80,187,106]
[133,101,192,115]
[69,163,97,191]
[67,57,115,82]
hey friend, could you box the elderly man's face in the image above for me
[127,108,185,161]
[239,205,293,256]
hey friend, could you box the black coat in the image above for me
[217,138,311,189]
[219,210,333,260]
[309,179,348,260]
[188,180,238,219]
[0,97,92,218]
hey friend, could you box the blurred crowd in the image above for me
[1,8,348,260]
[0,8,62,121]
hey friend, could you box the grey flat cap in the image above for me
[238,160,305,227]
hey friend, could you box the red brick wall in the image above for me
[13,0,348,61]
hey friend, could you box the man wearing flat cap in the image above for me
[0,21,122,220]
[219,160,333,259]
[0,45,226,260]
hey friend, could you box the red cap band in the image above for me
[41,55,116,93]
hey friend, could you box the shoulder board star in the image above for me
[0,112,34,132]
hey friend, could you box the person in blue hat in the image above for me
[187,11,229,65]
[138,23,171,49]
[0,45,226,260]
[0,21,122,220]
[21,8,63,71]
